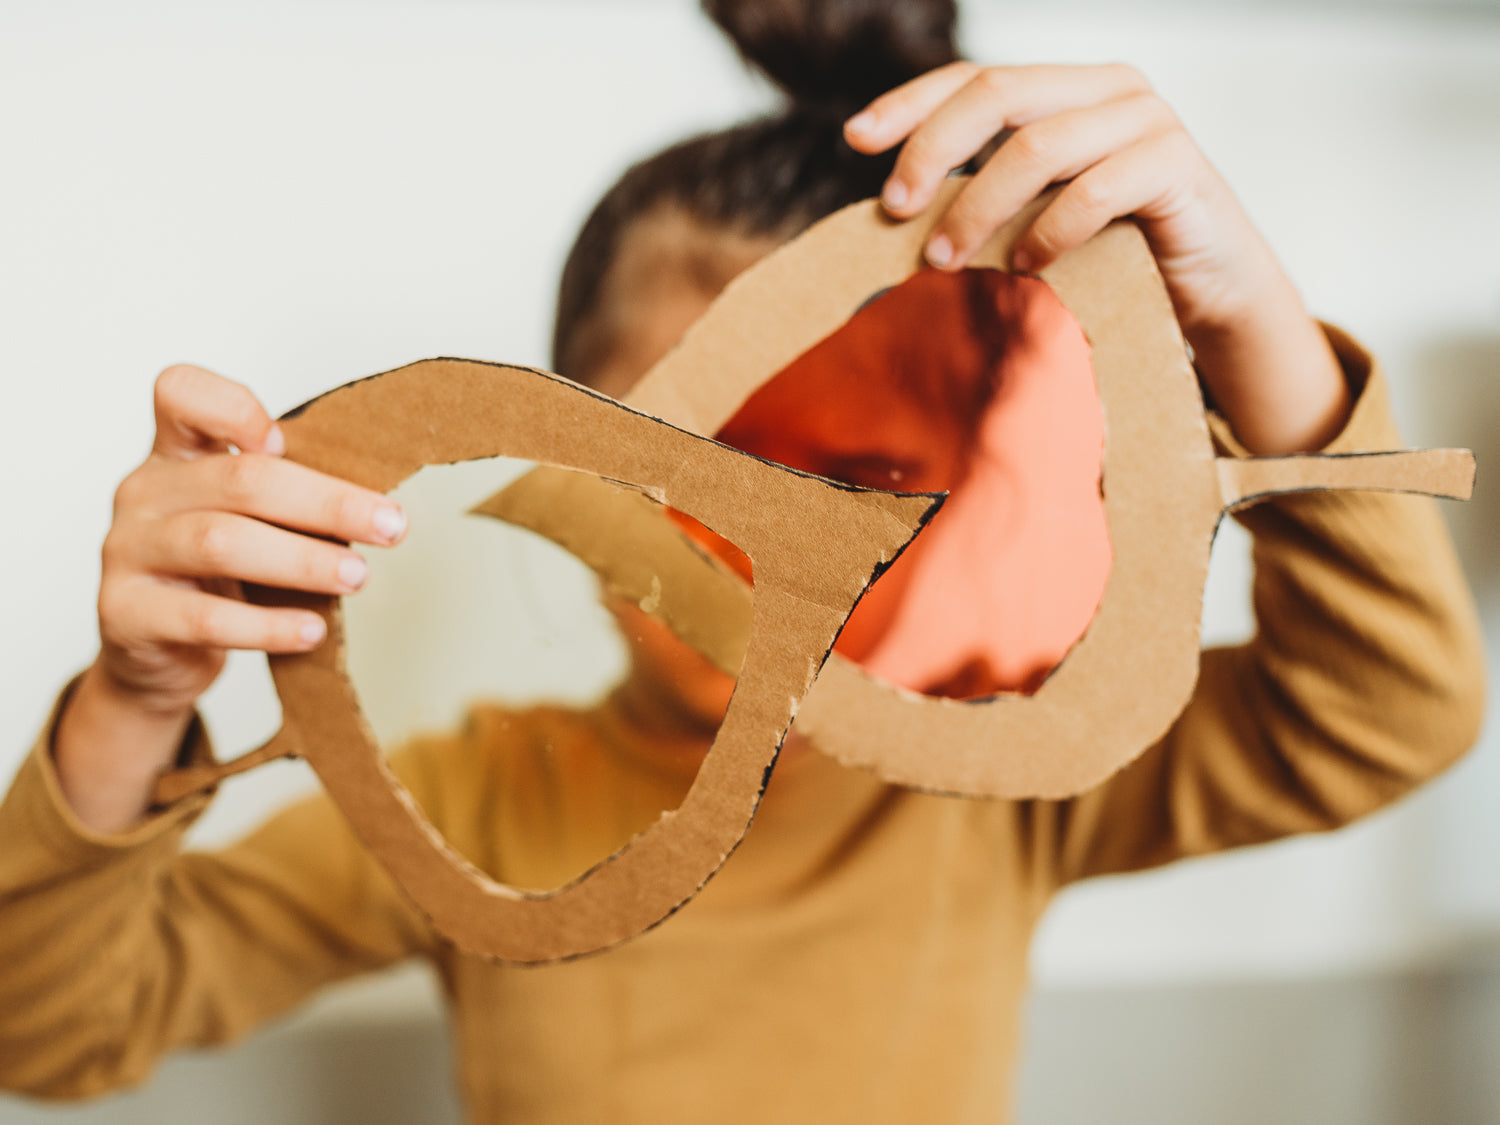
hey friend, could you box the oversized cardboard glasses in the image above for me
[152,362,938,962]
[154,180,1472,961]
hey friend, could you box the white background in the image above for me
[1,0,1498,990]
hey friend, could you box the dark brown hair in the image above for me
[552,0,962,382]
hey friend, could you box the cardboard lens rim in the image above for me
[778,197,1219,799]
[239,361,935,962]
[490,187,1215,799]
[485,181,1471,800]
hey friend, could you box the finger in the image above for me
[1011,131,1196,272]
[849,63,1151,153]
[925,93,1176,268]
[844,61,979,153]
[153,364,285,461]
[877,69,1021,217]
[101,578,326,654]
[163,453,407,546]
[140,510,372,596]
[852,66,1152,213]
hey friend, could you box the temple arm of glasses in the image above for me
[1216,449,1475,512]
[151,725,302,806]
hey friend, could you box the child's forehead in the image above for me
[586,209,781,398]
[715,268,1070,457]
[608,209,778,315]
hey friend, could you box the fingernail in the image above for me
[1011,248,1034,273]
[299,617,326,646]
[846,110,876,135]
[882,179,908,211]
[264,425,286,456]
[926,234,953,269]
[373,504,407,543]
[338,555,368,591]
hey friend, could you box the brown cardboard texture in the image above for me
[480,179,1475,800]
[153,362,938,962]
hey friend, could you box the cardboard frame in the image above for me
[153,363,937,961]
[482,180,1474,799]
[151,179,1473,959]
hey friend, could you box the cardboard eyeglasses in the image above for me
[152,361,938,962]
[153,179,1472,962]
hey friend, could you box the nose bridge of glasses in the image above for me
[477,462,939,681]
[223,359,944,963]
[278,358,934,591]
[475,468,753,677]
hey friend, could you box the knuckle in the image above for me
[1160,127,1200,165]
[1134,91,1179,131]
[223,389,266,437]
[189,516,234,570]
[97,580,128,635]
[1109,62,1152,91]
[898,128,945,176]
[971,66,1012,99]
[100,527,129,572]
[327,487,365,535]
[1028,224,1062,258]
[112,468,147,515]
[1004,124,1053,172]
[154,364,197,409]
[1069,174,1112,217]
[943,194,987,245]
[307,546,340,591]
[183,598,223,644]
[220,453,268,504]
[98,582,149,651]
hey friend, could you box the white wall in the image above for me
[1,0,1497,992]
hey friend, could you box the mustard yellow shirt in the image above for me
[0,333,1484,1123]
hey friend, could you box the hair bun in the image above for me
[704,0,960,114]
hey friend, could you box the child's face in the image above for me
[583,213,1113,726]
[582,218,999,728]
[582,217,778,731]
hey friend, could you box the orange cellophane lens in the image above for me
[700,268,1111,699]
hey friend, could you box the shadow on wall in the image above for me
[1415,333,1500,601]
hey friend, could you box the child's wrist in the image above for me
[1184,271,1352,457]
[53,661,197,834]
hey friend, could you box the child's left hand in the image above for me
[844,62,1352,456]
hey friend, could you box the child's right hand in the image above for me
[53,365,407,833]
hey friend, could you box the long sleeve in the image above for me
[0,687,440,1099]
[1030,327,1487,887]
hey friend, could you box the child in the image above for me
[0,0,1483,1121]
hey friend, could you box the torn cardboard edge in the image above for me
[482,178,1475,800]
[154,359,937,963]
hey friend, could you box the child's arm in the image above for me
[0,705,443,1097]
[845,64,1484,873]
[1030,329,1483,883]
[0,367,435,1094]
[53,365,408,833]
